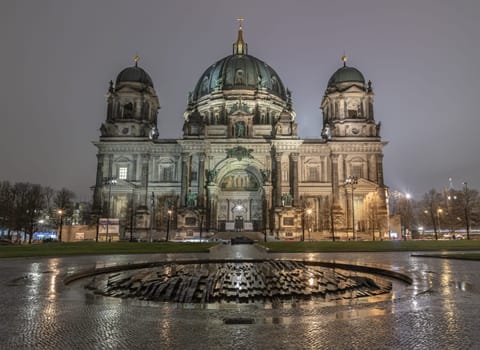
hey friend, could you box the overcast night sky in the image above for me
[1,0,479,201]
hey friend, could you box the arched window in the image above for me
[123,102,133,118]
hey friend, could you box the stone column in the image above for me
[132,155,138,181]
[290,153,299,206]
[180,153,189,207]
[331,154,340,201]
[207,185,218,231]
[198,153,206,208]
[274,152,283,207]
[141,154,150,207]
[368,154,376,181]
[263,185,272,231]
[376,154,384,186]
[93,154,105,211]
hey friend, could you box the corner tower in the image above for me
[321,55,378,141]
[101,57,160,139]
[92,57,161,222]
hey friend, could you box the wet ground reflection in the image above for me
[1,251,480,349]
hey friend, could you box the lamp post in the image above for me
[403,192,411,240]
[104,177,117,242]
[345,176,358,240]
[306,208,312,241]
[463,182,471,240]
[166,209,172,242]
[57,209,63,242]
[436,208,443,240]
[150,192,155,242]
[129,189,135,242]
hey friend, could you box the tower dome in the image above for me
[115,57,154,87]
[327,55,365,88]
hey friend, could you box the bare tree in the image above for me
[420,189,444,240]
[364,192,387,240]
[54,188,75,224]
[0,181,15,239]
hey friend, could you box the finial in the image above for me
[233,17,248,55]
[133,54,140,67]
[341,53,347,67]
[237,16,244,30]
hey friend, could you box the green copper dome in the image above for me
[193,54,286,100]
[192,26,286,101]
[116,65,154,87]
[328,65,365,87]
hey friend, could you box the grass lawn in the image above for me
[264,240,480,253]
[1,240,480,259]
[0,241,217,259]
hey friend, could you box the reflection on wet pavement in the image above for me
[0,250,479,349]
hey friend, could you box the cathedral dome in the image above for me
[327,56,365,87]
[192,24,287,102]
[116,62,154,87]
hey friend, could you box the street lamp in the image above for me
[150,192,155,242]
[129,189,135,242]
[306,208,312,241]
[104,177,117,242]
[166,209,172,242]
[436,208,443,240]
[345,176,358,240]
[57,209,63,242]
[404,192,411,240]
[463,182,471,240]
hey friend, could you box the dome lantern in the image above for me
[233,16,248,55]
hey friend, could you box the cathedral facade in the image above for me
[92,24,388,241]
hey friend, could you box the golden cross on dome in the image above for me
[341,52,347,66]
[237,16,244,30]
[133,54,140,66]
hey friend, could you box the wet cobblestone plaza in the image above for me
[1,246,480,349]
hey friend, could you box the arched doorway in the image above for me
[216,169,263,231]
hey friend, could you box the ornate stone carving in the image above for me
[226,146,254,161]
[229,101,250,114]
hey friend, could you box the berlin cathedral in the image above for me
[92,22,389,241]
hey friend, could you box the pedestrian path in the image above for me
[209,242,268,259]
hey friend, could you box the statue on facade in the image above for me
[186,192,197,208]
[235,121,246,137]
[281,193,293,207]
[275,122,282,136]
[291,122,297,136]
[207,169,217,183]
[261,169,271,184]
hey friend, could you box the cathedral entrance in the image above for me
[216,169,263,232]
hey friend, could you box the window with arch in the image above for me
[308,167,319,182]
[161,166,174,182]
[123,102,133,118]
[350,157,365,179]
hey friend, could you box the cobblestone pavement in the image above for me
[1,248,480,350]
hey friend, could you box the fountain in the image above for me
[84,259,392,304]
